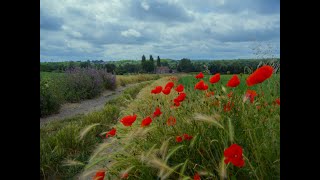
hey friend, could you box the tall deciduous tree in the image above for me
[157,56,161,67]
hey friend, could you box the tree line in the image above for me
[40,56,280,75]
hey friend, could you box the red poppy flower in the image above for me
[151,86,163,94]
[226,75,240,87]
[162,87,171,95]
[195,72,204,79]
[183,134,193,140]
[175,84,184,92]
[246,65,273,86]
[120,115,137,126]
[176,92,186,102]
[227,92,233,98]
[275,98,280,105]
[106,128,116,138]
[209,73,220,84]
[165,81,174,89]
[121,173,129,179]
[245,90,257,103]
[167,116,176,126]
[195,80,208,90]
[224,102,234,112]
[93,170,105,180]
[206,91,214,97]
[153,107,162,117]
[194,172,201,180]
[173,98,181,107]
[176,136,183,143]
[256,105,261,110]
[224,144,245,168]
[141,116,152,127]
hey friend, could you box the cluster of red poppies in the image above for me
[194,65,279,111]
[96,65,280,179]
[192,65,279,168]
[176,134,193,143]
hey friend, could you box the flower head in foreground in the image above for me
[93,170,105,180]
[224,102,234,112]
[174,92,186,103]
[275,98,280,105]
[227,91,233,98]
[167,116,176,126]
[226,75,240,87]
[153,107,162,117]
[162,87,171,95]
[176,136,183,143]
[224,144,245,167]
[121,173,129,179]
[175,84,184,92]
[151,86,163,94]
[141,116,152,127]
[195,72,204,79]
[165,81,175,89]
[245,90,257,103]
[206,91,214,97]
[209,73,220,84]
[173,98,181,107]
[183,134,193,140]
[120,115,137,126]
[194,172,201,180]
[106,128,116,138]
[246,65,273,86]
[195,80,208,90]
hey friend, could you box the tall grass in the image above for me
[116,74,162,87]
[79,74,280,179]
[40,81,152,179]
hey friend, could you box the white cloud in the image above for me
[141,1,150,11]
[120,29,141,38]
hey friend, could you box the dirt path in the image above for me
[40,83,143,126]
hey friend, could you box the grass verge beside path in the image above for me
[40,81,152,179]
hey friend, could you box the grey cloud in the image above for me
[129,0,194,22]
[40,10,63,30]
[40,0,280,61]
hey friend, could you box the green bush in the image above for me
[40,79,63,117]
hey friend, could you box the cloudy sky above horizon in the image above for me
[40,0,280,61]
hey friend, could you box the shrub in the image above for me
[99,69,116,90]
[40,78,63,117]
[64,67,116,102]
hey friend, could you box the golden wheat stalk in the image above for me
[193,113,224,129]
[79,123,100,140]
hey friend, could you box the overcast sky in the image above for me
[40,0,280,61]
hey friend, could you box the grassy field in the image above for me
[75,72,280,179]
[40,81,153,179]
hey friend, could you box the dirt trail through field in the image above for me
[40,82,144,126]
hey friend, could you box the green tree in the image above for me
[148,55,155,72]
[142,55,146,62]
[177,58,194,72]
[144,61,155,73]
[157,56,161,67]
[149,55,154,62]
[105,63,116,73]
[141,55,147,72]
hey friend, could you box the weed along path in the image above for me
[40,82,147,126]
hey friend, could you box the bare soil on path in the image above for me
[40,83,142,126]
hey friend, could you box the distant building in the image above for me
[155,66,171,74]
